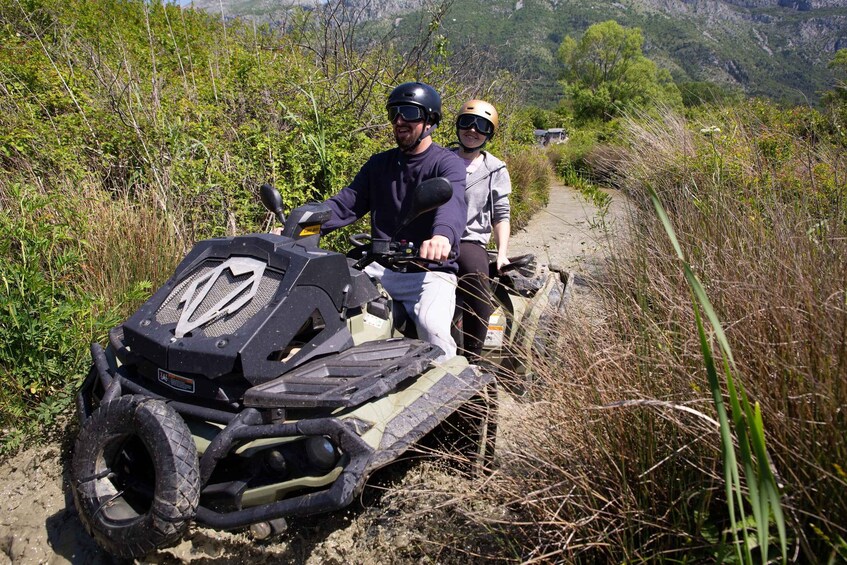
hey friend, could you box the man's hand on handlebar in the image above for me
[419,235,451,261]
[349,235,454,271]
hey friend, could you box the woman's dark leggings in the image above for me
[457,241,494,360]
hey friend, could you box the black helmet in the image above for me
[386,82,442,125]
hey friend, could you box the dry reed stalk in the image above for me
[71,180,185,316]
[423,107,845,561]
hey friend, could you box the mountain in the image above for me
[185,0,847,105]
[186,0,315,18]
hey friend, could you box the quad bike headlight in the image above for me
[305,436,338,470]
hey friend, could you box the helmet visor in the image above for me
[388,105,425,123]
[457,114,494,136]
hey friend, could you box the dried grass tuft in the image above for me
[406,105,846,562]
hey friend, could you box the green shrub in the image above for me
[505,148,553,231]
[0,185,108,452]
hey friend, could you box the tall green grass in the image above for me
[647,183,786,564]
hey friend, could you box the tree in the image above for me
[557,20,681,121]
[823,48,847,105]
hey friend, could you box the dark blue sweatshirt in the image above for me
[321,143,468,273]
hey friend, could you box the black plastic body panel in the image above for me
[121,234,370,384]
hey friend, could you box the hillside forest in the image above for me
[195,0,847,107]
[1,0,846,562]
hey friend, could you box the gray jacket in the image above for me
[457,151,512,245]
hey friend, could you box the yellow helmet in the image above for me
[456,99,499,136]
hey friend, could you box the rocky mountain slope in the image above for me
[188,0,847,104]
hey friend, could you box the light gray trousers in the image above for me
[366,264,457,361]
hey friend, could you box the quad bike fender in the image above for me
[354,357,494,471]
[511,269,567,351]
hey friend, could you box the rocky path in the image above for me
[0,182,623,564]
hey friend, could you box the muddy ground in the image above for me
[0,182,625,564]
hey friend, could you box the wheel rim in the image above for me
[93,433,156,523]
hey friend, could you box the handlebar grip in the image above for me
[350,239,458,272]
[349,233,372,247]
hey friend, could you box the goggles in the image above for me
[456,114,494,136]
[388,105,425,123]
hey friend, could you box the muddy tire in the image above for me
[71,395,200,559]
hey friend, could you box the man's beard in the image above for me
[394,130,418,152]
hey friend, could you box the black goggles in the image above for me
[388,105,425,123]
[456,114,494,135]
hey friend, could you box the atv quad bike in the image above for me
[70,179,496,559]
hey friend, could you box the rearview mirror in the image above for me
[397,177,453,232]
[260,184,286,225]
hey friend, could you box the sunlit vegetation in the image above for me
[0,0,550,450]
[2,0,846,562]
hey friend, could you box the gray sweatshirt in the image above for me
[458,151,511,245]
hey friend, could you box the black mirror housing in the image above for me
[397,177,453,232]
[260,184,285,225]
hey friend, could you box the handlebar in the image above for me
[348,233,372,248]
[488,253,536,278]
[348,236,455,272]
[497,253,535,273]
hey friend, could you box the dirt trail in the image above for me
[0,181,624,564]
[510,181,614,273]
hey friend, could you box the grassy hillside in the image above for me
[429,0,845,105]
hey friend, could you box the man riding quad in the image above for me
[320,81,467,361]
